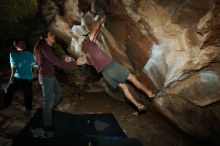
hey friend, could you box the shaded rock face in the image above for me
[39,0,220,143]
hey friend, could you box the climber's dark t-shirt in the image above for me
[82,37,112,73]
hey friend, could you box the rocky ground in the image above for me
[0,77,206,146]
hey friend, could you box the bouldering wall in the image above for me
[38,0,220,144]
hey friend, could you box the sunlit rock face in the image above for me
[39,0,220,142]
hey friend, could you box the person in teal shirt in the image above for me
[2,40,37,116]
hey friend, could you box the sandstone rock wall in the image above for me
[39,0,220,143]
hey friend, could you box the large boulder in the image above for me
[39,0,220,144]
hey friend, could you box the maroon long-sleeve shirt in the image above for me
[37,43,76,77]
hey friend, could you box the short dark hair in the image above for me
[14,39,26,50]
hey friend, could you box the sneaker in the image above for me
[137,105,147,115]
[152,89,161,99]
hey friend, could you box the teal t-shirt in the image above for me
[10,50,37,80]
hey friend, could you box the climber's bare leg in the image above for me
[118,83,144,108]
[127,73,155,98]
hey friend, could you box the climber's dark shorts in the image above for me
[102,60,130,88]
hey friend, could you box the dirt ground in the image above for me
[65,92,204,146]
[0,79,205,146]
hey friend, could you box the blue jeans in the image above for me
[39,76,61,127]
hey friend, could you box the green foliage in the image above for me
[52,43,67,59]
